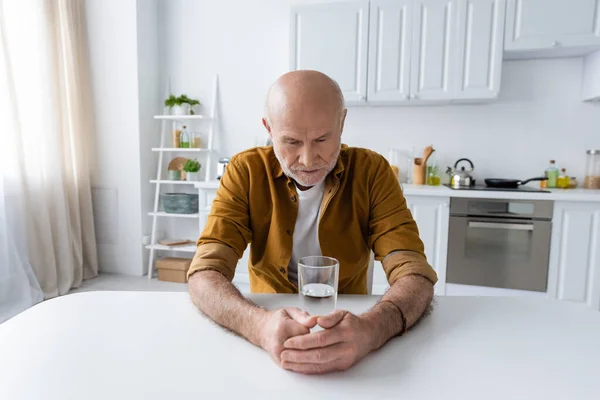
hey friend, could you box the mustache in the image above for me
[290,166,325,172]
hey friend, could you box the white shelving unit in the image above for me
[146,75,220,280]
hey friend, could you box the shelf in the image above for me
[145,244,197,253]
[154,115,210,121]
[194,180,220,190]
[148,212,200,218]
[151,148,211,152]
[150,180,197,185]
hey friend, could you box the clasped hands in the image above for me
[259,307,375,374]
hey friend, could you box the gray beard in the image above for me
[273,145,340,188]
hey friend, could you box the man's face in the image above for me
[264,107,346,188]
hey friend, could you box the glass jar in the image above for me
[584,149,600,189]
[569,177,578,189]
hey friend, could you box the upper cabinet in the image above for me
[367,0,413,102]
[505,0,600,57]
[410,0,458,101]
[290,1,370,103]
[455,0,506,99]
[290,0,505,104]
[583,50,600,102]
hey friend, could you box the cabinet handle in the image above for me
[413,94,420,100]
[552,40,560,47]
[358,95,365,100]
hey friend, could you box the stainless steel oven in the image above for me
[447,198,553,292]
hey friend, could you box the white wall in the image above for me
[161,0,600,182]
[85,0,145,275]
[137,0,162,273]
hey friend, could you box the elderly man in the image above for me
[188,70,437,374]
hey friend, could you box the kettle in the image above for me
[217,157,230,180]
[446,158,475,188]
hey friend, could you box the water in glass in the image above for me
[298,256,339,316]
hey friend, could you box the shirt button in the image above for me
[287,229,292,235]
[279,267,286,274]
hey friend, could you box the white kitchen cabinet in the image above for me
[505,0,600,55]
[291,0,504,104]
[290,1,370,104]
[370,195,450,295]
[583,50,600,102]
[367,0,413,103]
[454,0,506,100]
[410,0,458,101]
[405,195,450,295]
[547,201,600,311]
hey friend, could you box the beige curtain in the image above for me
[0,0,98,300]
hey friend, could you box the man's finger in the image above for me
[286,308,318,329]
[317,309,347,329]
[280,343,345,364]
[283,326,344,350]
[281,360,343,375]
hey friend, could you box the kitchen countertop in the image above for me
[402,184,600,201]
[1,292,600,399]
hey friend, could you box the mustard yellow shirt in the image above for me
[188,145,437,293]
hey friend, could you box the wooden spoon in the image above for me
[422,146,435,165]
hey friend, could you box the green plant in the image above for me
[183,159,201,173]
[164,94,182,107]
[178,94,201,114]
[164,94,201,113]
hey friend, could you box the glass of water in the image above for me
[298,256,339,316]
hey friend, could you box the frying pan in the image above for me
[485,177,547,189]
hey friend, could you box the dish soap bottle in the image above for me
[557,168,569,189]
[180,125,190,148]
[545,160,559,188]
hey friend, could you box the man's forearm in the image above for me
[361,274,434,350]
[188,270,268,346]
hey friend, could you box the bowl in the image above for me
[160,193,199,214]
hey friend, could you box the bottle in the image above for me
[557,168,569,189]
[545,160,559,188]
[180,125,190,148]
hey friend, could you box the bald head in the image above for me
[262,71,347,189]
[264,70,345,126]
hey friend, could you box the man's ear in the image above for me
[339,109,348,133]
[262,117,272,134]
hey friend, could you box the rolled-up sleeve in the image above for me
[368,157,438,286]
[187,157,252,281]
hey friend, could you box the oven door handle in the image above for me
[468,221,534,231]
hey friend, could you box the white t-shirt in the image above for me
[287,181,326,286]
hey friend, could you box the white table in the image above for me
[1,292,599,399]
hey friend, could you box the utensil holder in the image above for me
[413,158,427,185]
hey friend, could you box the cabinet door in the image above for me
[405,195,450,295]
[454,0,506,100]
[505,0,600,51]
[367,0,413,103]
[547,202,600,311]
[290,1,369,104]
[410,0,458,101]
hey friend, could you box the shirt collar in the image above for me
[273,144,347,180]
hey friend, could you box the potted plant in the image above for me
[183,159,201,181]
[178,94,201,115]
[164,94,188,115]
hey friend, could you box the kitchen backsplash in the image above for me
[340,59,599,185]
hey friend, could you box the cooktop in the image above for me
[443,184,550,193]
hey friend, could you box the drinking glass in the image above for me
[298,256,339,317]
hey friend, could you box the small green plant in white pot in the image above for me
[164,94,201,115]
[184,159,201,181]
[164,94,186,115]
